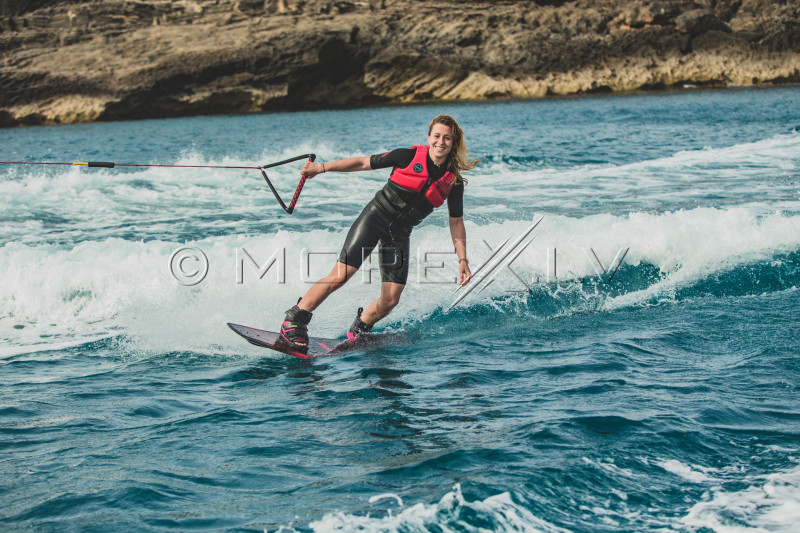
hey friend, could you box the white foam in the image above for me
[682,465,800,532]
[473,131,800,214]
[447,207,800,309]
[368,494,404,507]
[306,484,568,533]
[0,334,113,358]
[659,459,716,483]
[2,206,799,355]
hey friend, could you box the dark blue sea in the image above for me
[2,87,799,532]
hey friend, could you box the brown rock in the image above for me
[676,9,731,37]
[0,0,798,128]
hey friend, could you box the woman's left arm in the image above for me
[449,216,471,286]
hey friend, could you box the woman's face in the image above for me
[428,123,454,163]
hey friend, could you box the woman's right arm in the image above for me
[301,156,371,178]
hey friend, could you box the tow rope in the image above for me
[0,153,316,214]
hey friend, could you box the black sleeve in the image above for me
[447,183,464,218]
[370,148,415,170]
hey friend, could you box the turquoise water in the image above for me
[2,87,800,531]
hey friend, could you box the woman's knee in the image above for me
[325,263,354,288]
[380,288,404,310]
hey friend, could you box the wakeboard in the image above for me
[227,322,403,359]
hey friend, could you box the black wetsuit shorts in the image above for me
[338,182,429,284]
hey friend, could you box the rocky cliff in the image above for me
[1,0,798,128]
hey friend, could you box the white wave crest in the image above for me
[306,484,568,533]
[682,465,800,532]
[2,206,799,356]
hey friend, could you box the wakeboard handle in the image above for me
[260,153,316,214]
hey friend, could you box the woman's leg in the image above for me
[355,223,411,327]
[297,261,359,312]
[360,281,406,325]
[296,199,384,313]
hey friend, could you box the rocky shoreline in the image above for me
[1,0,798,128]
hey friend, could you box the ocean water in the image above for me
[1,87,799,532]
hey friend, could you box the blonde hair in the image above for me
[428,114,479,185]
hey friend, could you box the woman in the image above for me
[280,114,478,351]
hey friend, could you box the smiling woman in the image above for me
[279,114,479,352]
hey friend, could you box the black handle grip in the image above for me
[87,161,116,168]
[261,153,315,170]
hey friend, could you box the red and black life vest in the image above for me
[389,145,456,208]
